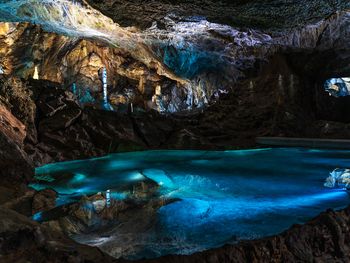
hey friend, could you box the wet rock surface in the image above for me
[41,191,172,237]
[0,206,117,263]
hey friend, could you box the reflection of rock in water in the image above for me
[32,178,177,259]
[324,168,350,190]
[28,149,350,260]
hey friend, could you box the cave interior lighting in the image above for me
[324,168,350,190]
[324,77,350,97]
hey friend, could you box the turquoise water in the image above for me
[32,148,350,259]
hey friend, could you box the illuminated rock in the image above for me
[0,104,26,144]
[324,78,350,97]
[0,1,277,113]
[33,66,39,80]
[0,76,38,144]
[1,3,349,114]
[324,168,350,190]
[0,0,186,85]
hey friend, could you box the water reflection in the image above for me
[31,148,350,259]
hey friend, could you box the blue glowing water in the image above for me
[31,148,350,259]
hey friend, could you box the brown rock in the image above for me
[32,189,57,215]
[0,104,26,144]
[0,131,34,187]
[0,206,117,263]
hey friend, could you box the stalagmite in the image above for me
[33,66,39,79]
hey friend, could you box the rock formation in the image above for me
[0,0,350,262]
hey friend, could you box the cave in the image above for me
[0,1,350,262]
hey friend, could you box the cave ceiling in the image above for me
[87,0,350,30]
[0,0,350,113]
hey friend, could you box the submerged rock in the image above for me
[38,184,170,237]
[132,206,350,263]
[0,206,117,262]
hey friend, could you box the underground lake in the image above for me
[30,148,350,260]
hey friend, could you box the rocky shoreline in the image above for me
[1,197,349,262]
[126,205,350,263]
